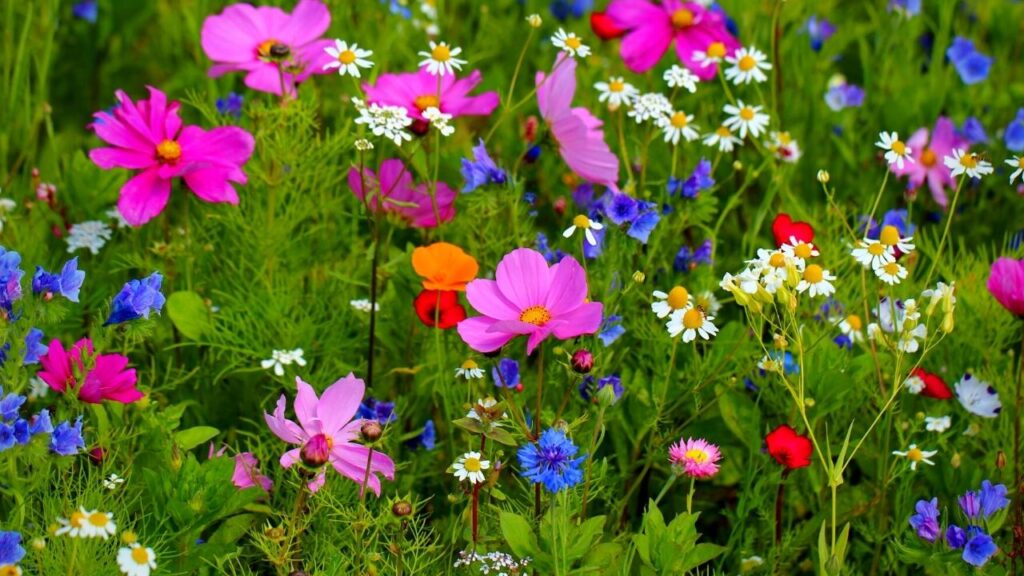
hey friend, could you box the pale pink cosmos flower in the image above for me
[200,0,335,96]
[264,374,395,495]
[606,0,739,78]
[668,437,722,479]
[233,452,273,492]
[89,87,255,226]
[536,55,619,188]
[38,339,142,404]
[457,248,603,355]
[348,158,456,228]
[362,68,499,124]
[890,117,967,208]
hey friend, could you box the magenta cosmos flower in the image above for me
[89,87,255,226]
[457,248,603,355]
[200,0,334,96]
[537,55,619,188]
[232,452,273,492]
[668,437,722,479]
[988,257,1024,316]
[265,374,395,495]
[348,158,456,228]
[890,117,967,208]
[38,339,142,404]
[607,0,739,78]
[363,68,499,124]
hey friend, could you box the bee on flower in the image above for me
[703,125,742,153]
[594,77,638,110]
[876,131,914,169]
[944,149,993,179]
[723,101,770,139]
[551,28,591,58]
[724,46,772,85]
[563,214,604,246]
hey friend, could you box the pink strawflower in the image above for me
[606,0,739,78]
[362,68,499,123]
[348,158,456,228]
[536,55,619,188]
[890,117,966,208]
[38,339,142,404]
[668,437,722,479]
[457,248,603,355]
[264,374,395,495]
[988,257,1024,316]
[200,0,334,96]
[233,452,273,492]
[89,87,255,226]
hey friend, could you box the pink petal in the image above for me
[456,316,517,353]
[39,339,71,394]
[550,301,604,340]
[906,127,930,151]
[293,376,321,435]
[495,248,552,309]
[378,159,415,202]
[308,471,327,493]
[116,168,172,226]
[330,444,396,497]
[465,279,522,321]
[89,147,157,170]
[544,256,588,315]
[618,22,672,74]
[552,113,619,187]
[244,64,294,97]
[179,125,255,169]
[316,373,365,436]
[200,3,267,64]
[279,0,331,48]
[280,447,302,468]
[183,169,241,204]
[607,0,666,28]
[525,328,551,356]
[536,55,577,123]
[264,395,305,444]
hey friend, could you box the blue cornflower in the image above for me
[32,257,85,302]
[525,145,542,163]
[23,328,47,365]
[946,37,991,85]
[549,0,592,20]
[357,398,396,424]
[216,92,244,118]
[803,16,836,52]
[572,183,596,211]
[492,358,522,390]
[380,0,412,18]
[605,193,639,225]
[31,409,53,436]
[674,240,712,273]
[517,428,586,492]
[0,246,24,314]
[860,209,915,239]
[833,334,853,350]
[0,423,13,451]
[825,81,865,111]
[0,386,25,421]
[536,233,567,265]
[50,416,85,456]
[1005,109,1024,152]
[418,420,436,450]
[761,351,799,375]
[889,0,921,16]
[626,202,660,244]
[578,374,623,403]
[669,159,714,198]
[960,117,988,144]
[597,315,625,347]
[962,529,998,567]
[909,498,941,542]
[0,531,25,567]
[12,419,30,445]
[461,139,507,193]
[72,0,98,22]
[105,272,165,325]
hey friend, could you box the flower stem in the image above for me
[289,482,310,573]
[534,346,545,521]
[775,472,788,546]
[367,216,381,389]
[924,175,965,285]
[472,435,486,544]
[685,476,696,516]
[580,403,606,520]
[1013,330,1024,575]
[652,473,678,508]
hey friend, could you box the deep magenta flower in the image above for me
[890,117,966,208]
[348,158,456,228]
[457,248,603,355]
[668,437,722,478]
[362,68,499,123]
[264,374,395,495]
[37,339,141,404]
[89,87,255,226]
[988,257,1024,316]
[200,0,334,96]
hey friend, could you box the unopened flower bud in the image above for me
[996,450,1006,470]
[817,170,830,184]
[31,537,45,551]
[571,349,594,374]
[392,500,413,517]
[301,434,333,467]
[950,452,961,468]
[361,421,383,443]
[553,196,567,216]
[732,160,743,171]
[632,270,646,283]
[526,14,542,27]
[89,447,107,465]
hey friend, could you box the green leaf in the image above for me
[680,543,727,572]
[485,427,518,446]
[166,291,213,340]
[566,516,606,561]
[715,385,762,451]
[175,426,220,451]
[208,513,258,545]
[500,512,539,558]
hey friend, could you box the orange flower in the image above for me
[412,242,478,292]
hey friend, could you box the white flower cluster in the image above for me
[66,220,113,255]
[720,238,834,314]
[261,348,307,376]
[454,550,532,575]
[353,98,413,147]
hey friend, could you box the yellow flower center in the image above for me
[520,306,551,326]
[88,512,110,527]
[0,566,20,576]
[666,286,690,310]
[156,140,181,163]
[131,547,151,565]
[573,214,592,229]
[739,107,755,121]
[684,448,709,463]
[879,225,901,246]
[461,360,478,370]
[565,36,582,50]
[670,112,689,128]
[906,447,923,461]
[463,457,482,472]
[338,49,357,65]
[69,511,86,528]
[122,531,138,545]
[682,308,704,330]
[738,55,756,71]
[1018,157,1024,169]
[715,125,731,137]
[793,243,812,259]
[769,252,786,268]
[431,43,451,61]
[891,140,906,155]
[920,148,937,167]
[672,8,694,28]
[706,42,726,59]
[803,264,824,283]
[867,243,886,256]
[883,262,900,275]
[960,153,978,168]
[414,94,441,112]
[608,79,625,92]
[846,314,863,331]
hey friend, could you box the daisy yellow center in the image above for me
[891,140,906,155]
[609,79,625,92]
[461,360,478,370]
[960,153,978,168]
[573,214,592,229]
[879,225,901,246]
[666,286,690,310]
[715,125,731,137]
[846,314,863,330]
[794,243,812,259]
[1018,157,1024,169]
[682,308,704,330]
[414,94,441,112]
[431,44,451,61]
[706,42,726,59]
[565,36,582,50]
[88,512,110,527]
[684,448,709,462]
[70,511,86,528]
[906,447,923,461]
[463,456,482,472]
[803,264,824,283]
[338,49,357,65]
[867,243,886,256]
[672,8,694,28]
[769,252,786,268]
[670,112,689,128]
[131,547,151,564]
[156,140,181,163]
[920,148,937,167]
[738,55,756,71]
[739,107,755,121]
[520,306,551,326]
[883,262,900,275]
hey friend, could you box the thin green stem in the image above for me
[924,175,966,285]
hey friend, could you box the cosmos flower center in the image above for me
[739,107,755,121]
[883,262,900,275]
[88,512,110,527]
[682,308,704,329]
[414,94,441,112]
[684,448,709,463]
[431,43,451,61]
[520,305,552,326]
[891,139,906,155]
[867,242,886,256]
[803,264,824,283]
[70,511,86,527]
[879,225,901,246]
[793,243,812,258]
[906,447,923,461]
[738,55,756,71]
[672,8,694,28]
[609,79,625,92]
[564,36,583,50]
[131,547,150,564]
[769,252,786,267]
[670,112,689,128]
[573,214,593,228]
[667,286,690,310]
[461,359,479,370]
[156,139,182,163]
[463,456,482,472]
[846,314,863,330]
[920,148,937,167]
[338,49,357,65]
[706,42,726,59]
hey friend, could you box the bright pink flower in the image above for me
[668,437,722,479]
[362,68,499,123]
[457,248,603,355]
[348,158,456,228]
[264,374,395,495]
[200,0,334,96]
[38,339,142,404]
[988,257,1024,316]
[536,55,619,188]
[890,117,966,208]
[89,87,255,226]
[233,452,273,492]
[606,0,739,78]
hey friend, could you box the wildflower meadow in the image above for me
[3,0,1024,574]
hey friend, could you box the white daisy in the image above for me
[722,101,770,139]
[103,474,125,490]
[896,323,927,353]
[594,77,638,110]
[55,508,91,538]
[323,40,374,77]
[757,354,783,373]
[354,138,374,151]
[693,290,722,316]
[874,261,908,285]
[667,306,718,342]
[663,65,698,93]
[703,125,742,153]
[795,264,836,298]
[780,237,819,265]
[455,360,485,380]
[452,451,490,484]
[562,214,604,246]
[851,238,895,269]
[955,374,1001,418]
[423,106,455,137]
[691,41,728,68]
[1006,156,1024,185]
[81,508,116,539]
[117,543,157,576]
[627,92,673,125]
[875,131,914,169]
[892,444,937,470]
[724,46,772,85]
[417,41,467,76]
[877,225,915,254]
[837,314,865,343]
[66,220,113,255]
[651,286,690,319]
[659,110,700,145]
[350,299,379,312]
[925,415,951,433]
[943,148,993,179]
[551,28,591,58]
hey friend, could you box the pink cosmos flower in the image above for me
[988,257,1024,316]
[890,117,966,208]
[606,0,739,78]
[233,452,273,492]
[668,437,722,479]
[264,374,395,495]
[536,55,619,188]
[89,87,255,227]
[38,339,142,404]
[348,158,456,228]
[457,248,603,355]
[200,0,334,96]
[362,68,500,123]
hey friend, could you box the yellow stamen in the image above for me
[906,447,923,461]
[672,8,694,28]
[257,39,279,58]
[520,306,551,326]
[565,36,582,50]
[69,511,86,528]
[846,314,863,331]
[738,55,756,71]
[768,252,786,268]
[461,360,478,370]
[573,214,592,229]
[430,43,451,61]
[920,148,937,167]
[883,262,900,275]
[891,140,906,155]
[960,153,978,168]
[670,112,689,128]
[715,125,731,137]
[609,79,624,92]
[793,243,812,259]
[682,308,704,330]
[684,448,709,463]
[414,94,441,112]
[156,140,181,163]
[131,547,151,564]
[739,107,755,121]
[666,286,690,310]
[463,457,482,472]
[88,512,110,527]
[867,243,886,256]
[706,42,726,59]
[338,50,357,65]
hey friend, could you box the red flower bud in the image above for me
[571,349,594,374]
[300,433,332,468]
[553,196,567,217]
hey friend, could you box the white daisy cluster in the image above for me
[719,237,835,314]
[66,220,113,255]
[850,224,915,286]
[627,92,673,125]
[650,285,719,343]
[454,550,532,574]
[423,106,455,137]
[353,98,414,147]
[56,507,117,539]
[261,348,307,376]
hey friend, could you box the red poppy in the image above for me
[910,367,953,400]
[765,424,813,470]
[771,213,814,249]
[590,10,626,41]
[413,289,466,329]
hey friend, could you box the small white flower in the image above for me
[651,286,691,319]
[780,237,819,265]
[117,543,157,576]
[261,348,307,377]
[943,148,993,179]
[1006,156,1024,185]
[724,46,772,85]
[667,305,718,342]
[925,415,951,433]
[350,299,380,313]
[562,214,604,246]
[692,41,729,68]
[896,323,927,353]
[757,354,783,373]
[551,28,591,58]
[103,474,126,490]
[876,131,914,169]
[955,373,1001,418]
[627,92,673,125]
[851,238,895,269]
[874,261,908,285]
[722,101,770,139]
[892,444,937,470]
[904,373,926,394]
[66,220,113,255]
[453,451,490,484]
[702,125,742,153]
[658,110,700,145]
[353,98,413,147]
[417,41,467,76]
[323,40,374,77]
[354,139,374,151]
[836,314,865,343]
[921,281,956,315]
[106,207,130,228]
[795,264,836,298]
[663,65,698,93]
[594,77,638,110]
[455,360,485,380]
[29,377,49,400]
[423,106,455,137]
